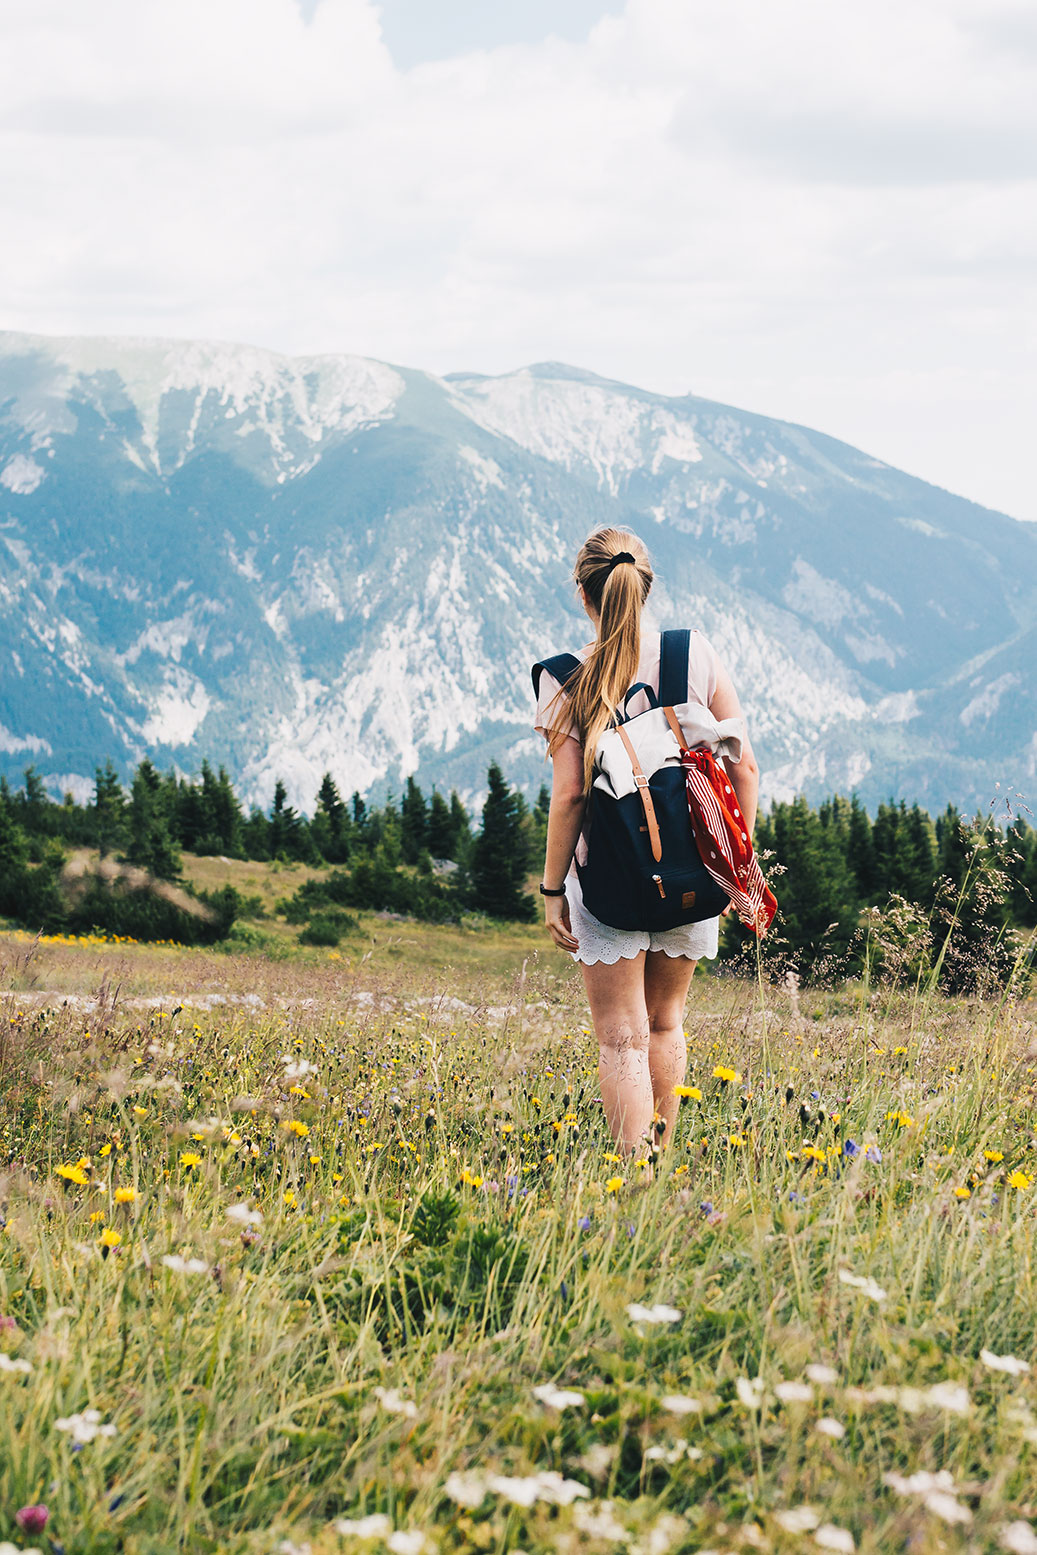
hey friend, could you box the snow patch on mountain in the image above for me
[139,671,212,746]
[1,454,45,494]
[960,672,1021,727]
[0,722,51,756]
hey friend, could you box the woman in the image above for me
[534,527,759,1158]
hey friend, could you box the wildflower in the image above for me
[90,1211,106,1224]
[837,1269,886,1303]
[374,1386,417,1419]
[815,1417,846,1438]
[283,1190,298,1209]
[736,1377,766,1409]
[179,1152,202,1169]
[925,1381,969,1414]
[283,1121,310,1138]
[1000,1523,1037,1554]
[893,1045,908,1055]
[802,1145,826,1162]
[161,1254,209,1275]
[1008,1171,1032,1189]
[132,1106,148,1118]
[573,1503,629,1541]
[532,1382,585,1410]
[699,1200,713,1216]
[227,1203,263,1228]
[673,1085,701,1099]
[806,1364,839,1385]
[728,1133,746,1148]
[774,1381,812,1403]
[485,1470,589,1508]
[886,1111,914,1128]
[954,1186,971,1199]
[981,1349,1030,1376]
[55,1164,90,1187]
[884,1470,970,1524]
[55,1408,117,1444]
[713,1065,741,1084]
[660,1394,702,1414]
[627,1302,681,1325]
[605,1176,624,1194]
[864,1145,882,1163]
[985,1149,1005,1162]
[334,1513,392,1538]
[99,1228,121,1249]
[387,1534,428,1555]
[774,1509,820,1534]
[842,1139,859,1158]
[0,1354,32,1375]
[114,1187,136,1204]
[443,1472,487,1509]
[16,1505,49,1536]
[814,1525,855,1553]
[282,1057,316,1081]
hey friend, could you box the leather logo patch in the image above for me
[681,891,696,910]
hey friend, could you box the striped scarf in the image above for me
[680,747,777,936]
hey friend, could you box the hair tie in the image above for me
[606,550,636,574]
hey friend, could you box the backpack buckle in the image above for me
[633,773,649,788]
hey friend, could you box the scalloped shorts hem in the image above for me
[566,872,719,967]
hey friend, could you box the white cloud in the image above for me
[0,0,1034,517]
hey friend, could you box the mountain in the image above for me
[1,329,1035,816]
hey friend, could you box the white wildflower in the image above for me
[814,1524,855,1553]
[660,1393,701,1414]
[443,1471,487,1509]
[531,1382,585,1410]
[0,1543,43,1555]
[54,1408,117,1444]
[884,1470,957,1497]
[644,1438,693,1464]
[774,1381,813,1403]
[982,1349,1030,1377]
[629,1513,688,1555]
[627,1302,682,1325]
[334,1513,392,1539]
[815,1417,846,1439]
[837,1269,886,1302]
[736,1376,766,1410]
[774,1507,821,1534]
[486,1470,589,1507]
[278,1542,311,1555]
[226,1203,263,1228]
[925,1492,971,1526]
[0,1354,32,1375]
[806,1363,839,1385]
[578,1443,616,1478]
[373,1387,417,1419]
[573,1502,629,1541]
[387,1534,428,1555]
[925,1381,969,1415]
[1001,1522,1037,1554]
[282,1056,317,1081]
[161,1254,209,1275]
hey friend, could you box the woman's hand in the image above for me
[545,892,579,952]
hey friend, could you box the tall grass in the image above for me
[0,928,1035,1554]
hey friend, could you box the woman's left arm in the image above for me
[541,737,585,951]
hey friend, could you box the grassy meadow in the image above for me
[2,878,1037,1555]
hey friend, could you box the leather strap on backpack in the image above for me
[662,704,689,753]
[616,723,663,863]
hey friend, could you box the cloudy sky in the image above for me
[1,0,1035,519]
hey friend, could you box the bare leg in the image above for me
[580,952,652,1155]
[644,951,697,1148]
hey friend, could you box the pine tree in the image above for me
[127,758,181,879]
[313,773,352,864]
[400,776,428,865]
[426,790,455,859]
[93,760,127,859]
[846,796,877,899]
[469,763,536,921]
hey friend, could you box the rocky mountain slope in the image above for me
[1,330,1034,815]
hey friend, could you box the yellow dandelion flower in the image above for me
[99,1143,112,1157]
[332,1172,343,1183]
[283,1120,310,1138]
[1008,1171,1032,1189]
[56,1164,90,1186]
[802,1145,826,1162]
[132,1106,148,1118]
[100,1228,121,1248]
[674,1085,702,1099]
[713,1065,741,1084]
[604,1152,623,1164]
[886,1110,915,1128]
[984,1149,1004,1163]
[180,1152,202,1168]
[673,1164,688,1176]
[954,1186,971,1199]
[500,1123,514,1134]
[605,1176,624,1193]
[785,1149,800,1162]
[728,1133,746,1148]
[308,1154,320,1165]
[289,1086,310,1098]
[114,1187,136,1204]
[283,1190,298,1208]
[89,1210,106,1224]
[893,1046,908,1055]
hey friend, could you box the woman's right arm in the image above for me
[709,659,759,837]
[542,736,585,951]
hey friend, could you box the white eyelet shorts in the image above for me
[564,871,720,966]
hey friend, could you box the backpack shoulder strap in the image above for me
[658,628,691,708]
[531,652,582,700]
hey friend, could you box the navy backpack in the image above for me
[531,629,731,931]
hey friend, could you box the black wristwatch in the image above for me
[539,883,567,896]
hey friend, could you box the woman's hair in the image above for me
[545,527,654,790]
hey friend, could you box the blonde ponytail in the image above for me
[544,528,653,791]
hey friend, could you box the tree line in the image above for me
[1,761,1034,988]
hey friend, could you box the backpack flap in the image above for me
[591,701,744,801]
